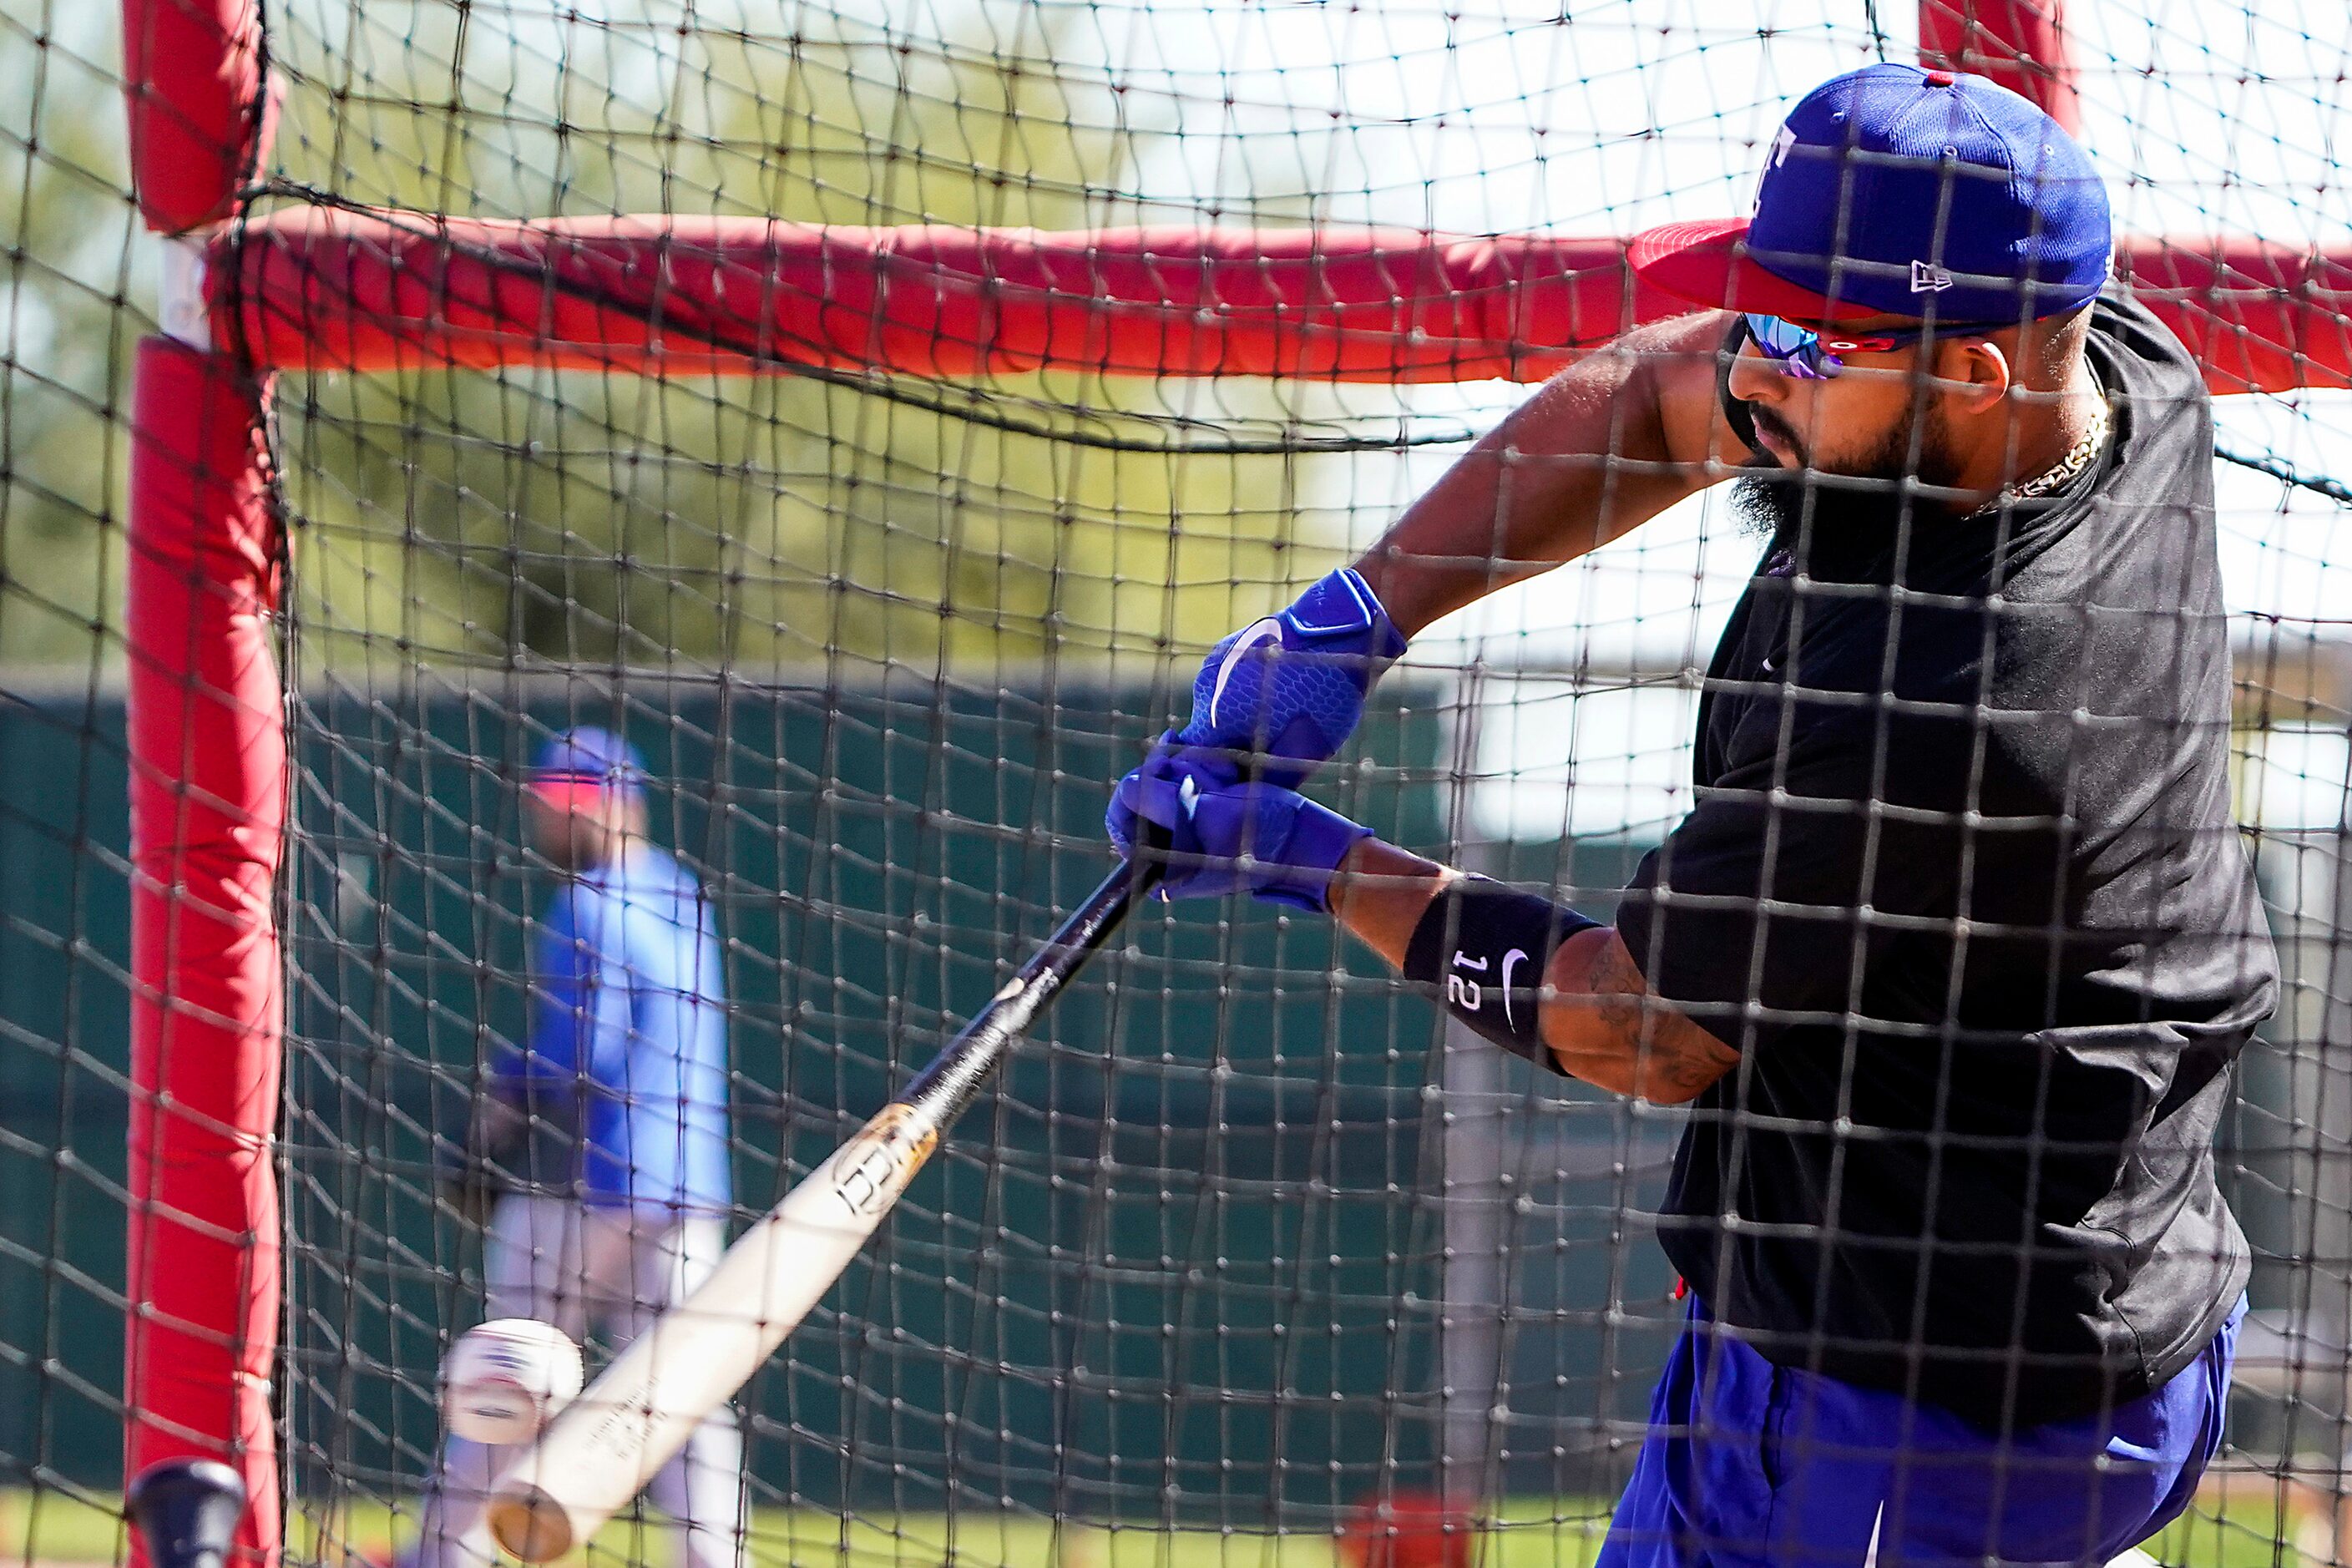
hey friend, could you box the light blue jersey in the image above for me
[497,845,731,1213]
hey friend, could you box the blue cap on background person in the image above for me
[529,726,646,811]
[1630,63,2111,324]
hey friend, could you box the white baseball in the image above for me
[441,1319,585,1444]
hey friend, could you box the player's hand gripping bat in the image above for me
[487,852,1161,1561]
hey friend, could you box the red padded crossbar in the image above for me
[212,210,2352,395]
[213,212,1672,383]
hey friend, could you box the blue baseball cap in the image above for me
[529,726,646,806]
[1631,63,2110,324]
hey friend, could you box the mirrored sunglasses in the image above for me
[1743,312,1970,379]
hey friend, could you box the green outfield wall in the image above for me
[4,679,2319,1512]
[0,681,1674,1517]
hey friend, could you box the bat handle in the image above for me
[894,847,1161,1124]
[1130,819,1173,893]
[127,1459,247,1568]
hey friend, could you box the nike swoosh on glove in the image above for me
[1108,754,1371,911]
[1105,569,1403,855]
[1171,567,1406,788]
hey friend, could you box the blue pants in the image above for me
[1596,1298,2241,1568]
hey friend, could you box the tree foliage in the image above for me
[0,0,1358,675]
[0,1,139,667]
[264,0,1351,677]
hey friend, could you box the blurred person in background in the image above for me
[411,727,741,1568]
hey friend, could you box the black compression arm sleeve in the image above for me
[1401,876,1598,1074]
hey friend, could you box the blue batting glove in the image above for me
[1104,569,1401,856]
[1106,569,1399,859]
[1109,755,1372,911]
[1170,567,1406,788]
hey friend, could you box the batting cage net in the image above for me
[0,2,2349,1567]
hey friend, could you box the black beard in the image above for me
[1730,402,1966,579]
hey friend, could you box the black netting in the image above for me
[0,4,2348,1567]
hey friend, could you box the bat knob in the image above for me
[488,1485,575,1563]
[127,1459,247,1568]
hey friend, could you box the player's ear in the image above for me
[1936,335,2013,415]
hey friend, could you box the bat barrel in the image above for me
[126,1459,247,1568]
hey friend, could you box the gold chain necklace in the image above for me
[1997,383,2112,506]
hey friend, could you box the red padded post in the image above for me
[121,0,281,1550]
[123,337,284,1568]
[1919,0,2079,133]
[121,0,271,234]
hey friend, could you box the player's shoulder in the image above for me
[2086,282,2209,412]
[624,842,693,883]
[609,847,711,925]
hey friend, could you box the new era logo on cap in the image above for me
[1910,260,1955,293]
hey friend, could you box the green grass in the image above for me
[0,1490,125,1564]
[2147,1473,2331,1568]
[0,1495,1361,1568]
[0,1496,1598,1568]
[0,1485,2315,1568]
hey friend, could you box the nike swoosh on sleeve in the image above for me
[1501,948,1528,1029]
[1207,618,1286,727]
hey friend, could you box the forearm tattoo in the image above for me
[1549,931,1739,1101]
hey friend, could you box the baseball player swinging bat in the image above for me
[486,852,1158,1561]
